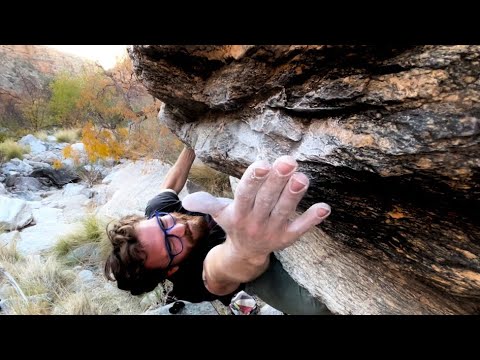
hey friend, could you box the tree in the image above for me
[49,72,84,128]
[15,68,51,131]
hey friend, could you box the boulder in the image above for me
[130,45,480,314]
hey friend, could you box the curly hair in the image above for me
[104,215,167,295]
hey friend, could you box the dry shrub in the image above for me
[0,139,29,162]
[125,117,184,164]
[54,128,80,143]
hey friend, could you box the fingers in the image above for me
[233,159,272,215]
[285,203,331,241]
[268,172,310,230]
[182,192,232,217]
[252,156,298,222]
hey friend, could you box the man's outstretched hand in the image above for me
[182,155,331,259]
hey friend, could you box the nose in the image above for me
[168,223,186,238]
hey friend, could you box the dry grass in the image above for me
[33,130,49,141]
[0,214,165,315]
[52,291,100,315]
[0,139,29,162]
[1,247,149,315]
[54,128,80,143]
[0,235,21,264]
[53,215,107,265]
[188,163,233,198]
[2,255,76,315]
[0,247,149,315]
[53,284,146,315]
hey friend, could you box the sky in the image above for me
[44,45,129,69]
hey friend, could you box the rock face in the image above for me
[130,45,480,314]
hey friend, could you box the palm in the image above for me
[183,156,331,256]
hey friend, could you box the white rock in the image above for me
[0,195,34,230]
[16,221,80,256]
[63,183,86,197]
[258,304,284,315]
[2,159,33,174]
[96,160,187,219]
[18,134,47,154]
[0,230,21,245]
[78,270,95,283]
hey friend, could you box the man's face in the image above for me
[136,212,209,271]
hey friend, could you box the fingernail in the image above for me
[253,167,270,179]
[290,174,308,193]
[316,203,331,218]
[276,159,297,176]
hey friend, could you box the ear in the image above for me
[167,266,179,277]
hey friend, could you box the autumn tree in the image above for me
[60,55,181,166]
[105,55,160,124]
[104,56,183,161]
[15,68,51,131]
[62,121,129,186]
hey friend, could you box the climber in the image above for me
[104,145,332,314]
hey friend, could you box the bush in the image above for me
[0,132,8,143]
[54,128,79,143]
[34,130,48,141]
[0,139,29,162]
[125,117,183,164]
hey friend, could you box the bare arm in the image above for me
[183,156,331,296]
[160,146,196,194]
[201,240,270,295]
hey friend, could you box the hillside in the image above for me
[0,45,97,104]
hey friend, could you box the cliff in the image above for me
[130,45,480,314]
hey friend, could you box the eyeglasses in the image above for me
[149,211,184,270]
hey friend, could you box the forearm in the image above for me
[202,241,270,296]
[160,146,196,193]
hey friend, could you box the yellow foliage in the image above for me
[62,144,72,159]
[53,159,63,170]
[118,127,129,139]
[62,143,82,166]
[81,122,125,163]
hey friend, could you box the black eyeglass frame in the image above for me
[149,211,184,269]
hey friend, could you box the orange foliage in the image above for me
[81,122,125,162]
[62,144,73,159]
[56,57,181,165]
[62,144,81,166]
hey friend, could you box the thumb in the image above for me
[182,191,232,217]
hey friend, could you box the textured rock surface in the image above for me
[131,45,480,314]
[97,159,189,219]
